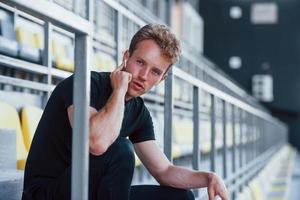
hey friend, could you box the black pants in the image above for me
[31,138,195,200]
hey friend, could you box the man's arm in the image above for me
[67,63,131,156]
[134,141,228,200]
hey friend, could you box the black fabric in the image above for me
[130,185,195,200]
[22,71,155,199]
[23,137,194,200]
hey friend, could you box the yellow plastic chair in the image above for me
[52,38,74,72]
[21,106,43,151]
[0,102,27,169]
[173,118,193,157]
[92,51,116,72]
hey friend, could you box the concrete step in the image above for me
[0,170,23,200]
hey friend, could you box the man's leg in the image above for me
[42,137,135,200]
[91,137,135,200]
[130,185,195,200]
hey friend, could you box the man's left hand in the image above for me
[207,172,229,200]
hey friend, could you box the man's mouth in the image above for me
[132,80,145,90]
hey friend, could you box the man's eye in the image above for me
[136,60,143,65]
[152,70,161,76]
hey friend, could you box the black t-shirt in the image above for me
[23,71,155,190]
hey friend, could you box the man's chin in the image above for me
[127,89,144,98]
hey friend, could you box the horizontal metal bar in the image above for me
[0,54,72,79]
[116,0,165,24]
[173,67,285,127]
[0,55,49,75]
[224,143,282,186]
[0,75,54,91]
[50,68,72,78]
[3,0,93,35]
[102,0,146,26]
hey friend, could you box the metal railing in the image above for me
[163,66,287,199]
[0,1,288,200]
[0,1,93,199]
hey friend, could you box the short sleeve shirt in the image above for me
[23,71,155,190]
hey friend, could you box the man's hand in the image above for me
[207,173,229,200]
[110,61,132,95]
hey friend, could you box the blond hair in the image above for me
[129,24,181,64]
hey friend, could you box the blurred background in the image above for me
[0,0,299,200]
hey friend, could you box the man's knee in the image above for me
[108,137,135,170]
[184,190,195,200]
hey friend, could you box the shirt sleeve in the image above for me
[129,103,155,143]
[59,72,100,110]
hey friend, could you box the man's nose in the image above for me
[138,68,149,81]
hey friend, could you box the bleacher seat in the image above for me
[173,79,181,100]
[0,102,27,169]
[0,129,16,169]
[0,9,18,57]
[92,51,116,72]
[16,26,42,63]
[156,82,165,96]
[21,106,43,151]
[173,117,193,157]
[52,35,74,72]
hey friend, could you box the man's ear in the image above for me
[157,74,167,85]
[123,50,129,62]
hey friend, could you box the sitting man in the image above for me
[22,24,228,200]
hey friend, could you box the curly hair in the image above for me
[129,24,181,64]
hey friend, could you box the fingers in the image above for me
[115,59,127,72]
[219,191,229,200]
[208,188,215,200]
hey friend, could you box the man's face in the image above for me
[123,39,171,99]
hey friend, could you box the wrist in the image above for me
[207,172,216,184]
[112,89,127,99]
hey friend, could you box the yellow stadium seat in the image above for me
[0,102,27,169]
[172,144,182,159]
[135,153,142,167]
[92,51,116,72]
[16,27,36,48]
[249,179,265,200]
[157,82,165,96]
[173,118,193,156]
[174,119,193,144]
[173,80,181,100]
[21,106,43,151]
[16,26,42,63]
[52,38,74,72]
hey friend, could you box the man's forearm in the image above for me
[158,165,210,189]
[89,90,125,155]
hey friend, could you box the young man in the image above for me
[22,24,228,200]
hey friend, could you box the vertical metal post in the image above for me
[164,68,174,162]
[210,94,216,172]
[239,109,243,191]
[258,118,262,155]
[116,11,123,64]
[73,0,81,15]
[192,86,200,170]
[231,104,236,200]
[166,0,174,26]
[87,0,94,22]
[222,100,227,179]
[43,21,52,104]
[192,86,200,197]
[71,34,91,200]
[251,115,256,160]
[245,112,250,164]
[239,109,243,168]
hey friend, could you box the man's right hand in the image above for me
[110,61,132,96]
